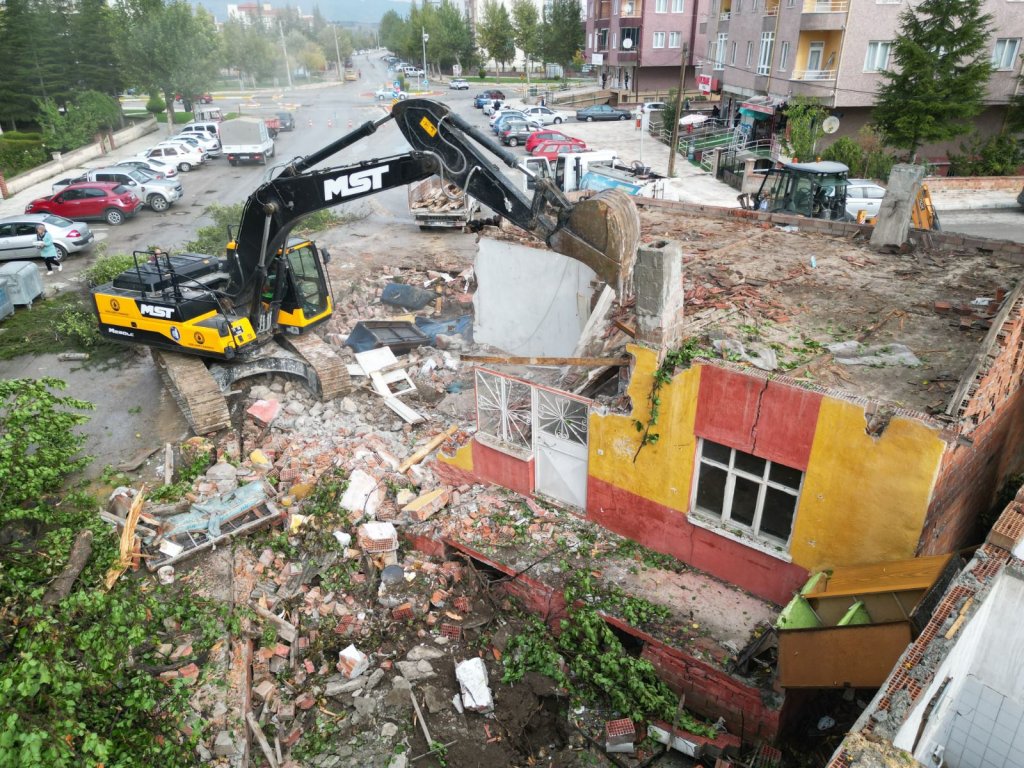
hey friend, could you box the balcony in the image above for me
[720,10,731,20]
[800,0,847,29]
[598,0,612,19]
[802,0,848,10]
[621,0,642,16]
[764,0,779,15]
[793,67,836,81]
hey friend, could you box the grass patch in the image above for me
[0,291,121,361]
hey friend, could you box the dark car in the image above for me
[25,182,142,226]
[498,120,541,147]
[277,112,296,131]
[575,104,632,122]
[474,90,506,108]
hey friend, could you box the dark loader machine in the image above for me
[92,99,641,434]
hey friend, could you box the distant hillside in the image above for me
[195,0,408,24]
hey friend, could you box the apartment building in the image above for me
[582,0,711,95]
[703,0,1024,154]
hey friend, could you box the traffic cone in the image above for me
[347,119,353,129]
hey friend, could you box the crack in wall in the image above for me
[749,378,769,456]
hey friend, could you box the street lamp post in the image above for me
[333,27,343,82]
[422,29,429,86]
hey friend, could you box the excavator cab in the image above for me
[748,161,850,220]
[246,237,333,335]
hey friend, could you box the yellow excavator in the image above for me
[92,99,640,434]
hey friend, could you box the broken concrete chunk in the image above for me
[337,644,370,679]
[388,755,409,768]
[341,470,382,519]
[405,644,446,662]
[213,730,237,757]
[353,696,377,717]
[252,679,276,702]
[402,487,451,522]
[357,521,398,554]
[396,488,417,507]
[455,657,493,713]
[247,398,281,426]
[394,659,435,681]
[452,693,464,714]
[381,722,399,740]
[325,676,367,696]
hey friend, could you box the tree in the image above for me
[379,10,407,57]
[429,0,476,72]
[0,0,74,129]
[872,0,994,160]
[70,0,125,96]
[543,0,584,71]
[222,20,278,87]
[781,97,829,161]
[478,0,515,72]
[510,0,541,82]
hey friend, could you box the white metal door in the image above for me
[533,389,590,508]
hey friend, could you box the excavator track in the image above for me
[151,349,232,435]
[279,332,350,400]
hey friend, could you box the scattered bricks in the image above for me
[959,316,975,331]
[253,680,276,702]
[357,521,399,554]
[304,659,315,674]
[934,300,951,314]
[337,644,370,679]
[157,643,173,658]
[295,691,317,710]
[402,487,452,522]
[258,548,275,568]
[392,603,415,621]
[453,596,471,613]
[177,663,200,684]
[279,726,303,748]
[440,562,463,582]
[430,589,449,608]
[274,643,290,658]
[277,701,295,721]
[425,613,439,627]
[159,669,178,681]
[440,622,462,640]
[606,718,635,753]
[247,399,281,426]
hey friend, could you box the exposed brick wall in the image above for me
[921,291,1024,554]
[641,641,782,742]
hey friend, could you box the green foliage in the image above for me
[821,137,863,174]
[0,138,48,178]
[35,100,94,153]
[948,133,1024,176]
[542,0,584,69]
[154,111,196,125]
[54,305,106,350]
[148,450,211,503]
[0,379,93,510]
[184,202,245,255]
[632,338,712,456]
[479,0,516,69]
[872,0,994,159]
[75,90,122,132]
[83,249,138,288]
[510,0,542,75]
[661,89,679,132]
[145,93,167,115]
[781,97,829,162]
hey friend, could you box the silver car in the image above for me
[0,213,95,261]
[114,157,178,179]
[845,179,887,219]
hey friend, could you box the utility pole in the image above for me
[667,42,688,178]
[279,21,293,88]
[422,28,429,85]
[333,26,343,82]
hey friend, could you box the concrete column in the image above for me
[870,163,926,249]
[634,239,685,349]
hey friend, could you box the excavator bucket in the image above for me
[546,189,641,288]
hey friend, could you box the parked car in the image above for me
[449,78,470,90]
[844,179,887,219]
[493,113,541,136]
[525,130,586,154]
[180,121,221,139]
[498,120,543,147]
[0,213,95,261]
[375,87,408,100]
[277,112,296,131]
[632,101,667,118]
[1018,184,1024,209]
[165,133,219,158]
[519,105,574,125]
[482,100,505,116]
[142,143,205,172]
[490,108,527,130]
[113,157,178,179]
[531,140,590,161]
[25,183,142,226]
[52,167,182,212]
[575,104,632,121]
[176,92,213,104]
[474,90,506,108]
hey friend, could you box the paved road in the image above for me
[938,208,1024,244]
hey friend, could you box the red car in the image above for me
[25,182,142,226]
[531,140,590,162]
[525,130,586,154]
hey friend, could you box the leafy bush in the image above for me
[821,137,864,175]
[154,111,196,125]
[0,138,48,177]
[145,93,166,114]
[948,132,1024,176]
[478,67,487,79]
[83,249,137,288]
[184,202,244,255]
[54,304,105,350]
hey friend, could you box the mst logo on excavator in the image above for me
[323,165,389,200]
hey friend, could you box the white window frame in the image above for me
[655,0,668,11]
[864,40,892,72]
[746,41,753,68]
[612,0,619,14]
[779,40,790,71]
[672,0,684,10]
[588,32,593,49]
[757,30,774,75]
[669,31,681,48]
[612,31,618,48]
[992,38,1021,71]
[714,32,727,68]
[475,369,533,452]
[690,438,802,549]
[653,30,667,48]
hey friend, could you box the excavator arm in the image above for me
[225,98,639,316]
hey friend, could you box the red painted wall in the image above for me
[694,366,822,470]
[588,476,808,605]
[470,441,535,498]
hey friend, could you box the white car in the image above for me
[449,78,470,90]
[482,100,505,116]
[113,157,178,179]
[142,143,205,172]
[632,101,667,118]
[844,179,887,219]
[167,133,220,159]
[375,88,408,101]
[519,105,573,126]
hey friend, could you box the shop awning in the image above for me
[739,107,771,120]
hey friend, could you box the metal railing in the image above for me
[802,0,848,11]
[792,67,837,80]
[720,10,732,20]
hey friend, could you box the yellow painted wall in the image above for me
[790,398,945,571]
[795,30,843,72]
[588,345,701,512]
[438,442,474,472]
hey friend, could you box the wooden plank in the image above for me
[806,554,953,598]
[246,711,279,768]
[399,425,458,472]
[777,623,911,688]
[461,354,630,367]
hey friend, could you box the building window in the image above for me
[864,41,892,72]
[672,0,684,10]
[691,439,802,546]
[730,41,736,65]
[476,370,532,451]
[779,40,790,70]
[735,0,742,12]
[612,31,618,48]
[653,31,667,48]
[992,38,1021,71]
[669,31,681,48]
[597,28,609,50]
[714,32,727,68]
[621,26,640,48]
[612,0,619,14]
[757,31,774,74]
[655,0,668,10]
[746,41,753,67]
[588,32,593,49]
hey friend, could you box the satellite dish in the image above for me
[822,116,840,134]
[622,38,634,49]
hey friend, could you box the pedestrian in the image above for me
[34,224,61,274]
[601,73,608,89]
[684,97,690,111]
[624,72,630,88]
[711,104,721,120]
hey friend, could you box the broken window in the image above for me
[692,439,801,547]
[475,370,532,450]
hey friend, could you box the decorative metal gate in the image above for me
[533,388,590,509]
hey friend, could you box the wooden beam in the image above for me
[246,711,279,768]
[398,425,458,473]
[461,355,630,367]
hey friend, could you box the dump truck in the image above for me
[408,176,480,229]
[220,116,275,166]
